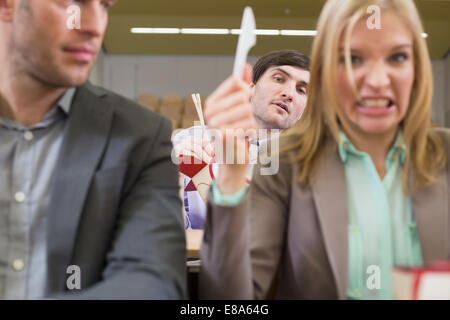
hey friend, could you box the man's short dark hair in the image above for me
[252,50,310,84]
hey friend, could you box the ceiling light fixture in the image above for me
[131,28,180,34]
[255,29,280,35]
[181,28,229,35]
[281,30,318,36]
[132,28,317,36]
[130,28,429,38]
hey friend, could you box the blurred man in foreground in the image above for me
[0,0,185,299]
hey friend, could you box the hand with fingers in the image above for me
[204,64,257,195]
[174,133,215,204]
[174,135,215,165]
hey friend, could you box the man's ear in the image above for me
[249,82,256,101]
[0,0,15,23]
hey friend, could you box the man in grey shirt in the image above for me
[0,0,186,299]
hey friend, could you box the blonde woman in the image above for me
[199,0,450,299]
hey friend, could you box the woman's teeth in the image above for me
[359,99,391,108]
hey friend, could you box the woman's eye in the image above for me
[339,55,362,66]
[350,55,362,65]
[389,53,408,63]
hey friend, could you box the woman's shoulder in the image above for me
[250,133,300,189]
[431,127,450,140]
[428,128,450,173]
[430,127,450,151]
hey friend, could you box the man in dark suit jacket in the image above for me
[0,0,186,299]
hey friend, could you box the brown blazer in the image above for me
[199,129,450,299]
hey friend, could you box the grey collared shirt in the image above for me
[0,88,75,299]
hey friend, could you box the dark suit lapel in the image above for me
[310,146,348,300]
[412,167,449,264]
[46,83,113,293]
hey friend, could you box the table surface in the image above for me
[186,229,203,259]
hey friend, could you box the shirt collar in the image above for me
[0,87,76,130]
[58,87,76,115]
[338,129,406,165]
[387,130,406,165]
[337,131,360,163]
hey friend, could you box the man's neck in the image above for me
[0,69,66,127]
[255,121,282,140]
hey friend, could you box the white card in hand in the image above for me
[232,7,256,79]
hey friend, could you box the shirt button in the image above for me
[353,229,359,236]
[24,131,34,141]
[12,259,25,271]
[353,289,359,295]
[14,191,26,203]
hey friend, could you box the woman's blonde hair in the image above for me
[283,0,446,192]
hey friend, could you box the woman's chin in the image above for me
[347,117,400,137]
[356,124,399,137]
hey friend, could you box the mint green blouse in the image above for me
[339,130,423,299]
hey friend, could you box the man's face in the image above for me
[10,0,115,87]
[250,65,309,130]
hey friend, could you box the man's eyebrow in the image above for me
[273,67,291,78]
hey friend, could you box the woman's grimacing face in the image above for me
[336,10,415,140]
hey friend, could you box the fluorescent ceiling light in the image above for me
[131,28,429,39]
[181,28,229,35]
[232,29,288,35]
[153,28,181,34]
[281,30,317,36]
[131,28,180,34]
[255,29,280,35]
